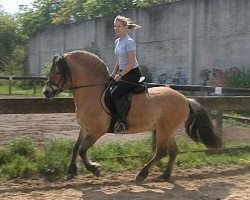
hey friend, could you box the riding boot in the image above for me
[107,113,118,133]
[114,97,130,133]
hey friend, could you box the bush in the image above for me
[8,136,37,159]
[0,149,11,166]
[225,67,250,88]
[0,136,249,180]
[37,139,73,177]
[89,139,153,172]
[1,155,38,179]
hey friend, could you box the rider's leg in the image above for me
[110,68,141,133]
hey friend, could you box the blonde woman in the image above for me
[110,15,142,133]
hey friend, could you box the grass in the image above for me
[0,84,72,97]
[0,136,249,180]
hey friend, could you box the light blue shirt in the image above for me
[114,34,139,70]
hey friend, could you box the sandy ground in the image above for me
[0,166,249,200]
[0,112,250,199]
[0,113,249,147]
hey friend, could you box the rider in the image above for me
[110,15,142,133]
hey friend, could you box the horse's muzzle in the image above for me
[42,85,59,99]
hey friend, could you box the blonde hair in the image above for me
[114,15,141,30]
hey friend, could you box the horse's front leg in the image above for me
[78,132,102,177]
[66,128,85,180]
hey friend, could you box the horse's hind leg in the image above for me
[160,137,179,181]
[66,128,85,180]
[136,129,169,183]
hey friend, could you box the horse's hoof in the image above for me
[135,169,149,183]
[135,174,146,183]
[93,168,100,177]
[157,174,171,182]
[65,173,76,181]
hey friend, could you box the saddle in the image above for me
[104,77,147,133]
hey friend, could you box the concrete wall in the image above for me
[28,0,250,85]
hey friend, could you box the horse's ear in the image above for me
[52,53,59,64]
[52,52,58,58]
[52,52,62,58]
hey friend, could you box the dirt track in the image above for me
[0,112,250,199]
[0,166,249,200]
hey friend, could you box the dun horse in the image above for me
[43,50,222,182]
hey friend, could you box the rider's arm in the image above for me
[111,61,119,77]
[119,51,135,77]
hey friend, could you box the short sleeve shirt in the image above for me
[114,34,139,70]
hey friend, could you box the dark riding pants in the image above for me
[110,67,141,101]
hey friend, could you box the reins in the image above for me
[120,79,147,87]
[70,79,147,90]
[70,82,108,90]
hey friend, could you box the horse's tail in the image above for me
[185,99,222,149]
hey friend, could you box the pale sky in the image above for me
[0,0,33,14]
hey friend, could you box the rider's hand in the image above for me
[114,74,122,82]
[110,73,115,78]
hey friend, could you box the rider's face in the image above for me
[114,20,126,38]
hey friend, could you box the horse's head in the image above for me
[43,54,72,99]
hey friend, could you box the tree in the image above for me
[18,0,64,36]
[17,0,179,35]
[0,12,21,72]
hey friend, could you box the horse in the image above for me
[42,50,222,182]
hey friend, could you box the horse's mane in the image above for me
[53,50,110,87]
[68,50,101,63]
[65,50,110,79]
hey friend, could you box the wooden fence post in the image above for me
[215,110,223,135]
[33,79,37,95]
[8,76,12,95]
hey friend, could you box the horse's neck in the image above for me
[72,86,105,111]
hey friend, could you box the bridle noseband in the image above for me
[45,79,63,95]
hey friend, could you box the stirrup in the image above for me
[114,122,129,133]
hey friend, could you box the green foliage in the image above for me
[0,11,28,76]
[2,45,28,76]
[225,67,250,88]
[0,149,10,166]
[36,139,73,177]
[89,139,153,172]
[0,12,23,71]
[134,0,179,8]
[8,136,37,159]
[0,156,38,179]
[0,136,249,180]
[17,0,180,36]
[0,137,38,179]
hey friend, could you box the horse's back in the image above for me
[127,86,190,132]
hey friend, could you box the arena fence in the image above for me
[0,96,249,133]
[0,79,250,133]
[0,76,47,95]
[1,76,250,95]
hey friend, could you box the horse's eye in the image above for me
[55,71,61,75]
